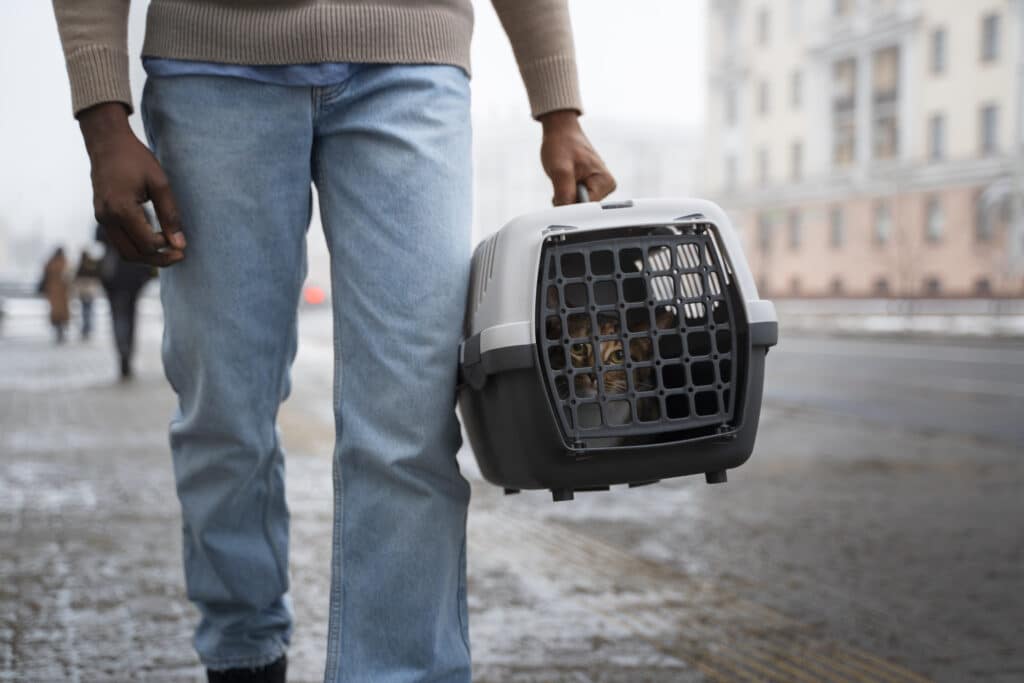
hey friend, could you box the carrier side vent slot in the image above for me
[473,233,500,315]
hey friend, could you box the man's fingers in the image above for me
[103,224,143,262]
[145,248,185,267]
[149,174,187,250]
[551,167,577,206]
[120,201,184,266]
[583,169,617,202]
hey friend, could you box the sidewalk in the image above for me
[2,312,1018,682]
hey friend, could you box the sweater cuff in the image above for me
[65,46,133,117]
[519,54,583,119]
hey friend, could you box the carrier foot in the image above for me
[551,488,575,502]
[705,470,728,484]
[503,488,521,495]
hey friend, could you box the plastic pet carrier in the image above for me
[458,196,777,501]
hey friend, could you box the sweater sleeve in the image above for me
[491,0,583,118]
[52,0,133,116]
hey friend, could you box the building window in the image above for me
[722,6,739,51]
[981,13,1000,62]
[924,196,944,243]
[791,141,803,181]
[975,277,993,296]
[980,104,999,155]
[758,148,770,186]
[834,0,854,17]
[874,201,892,245]
[725,155,737,192]
[758,6,771,45]
[830,277,844,296]
[929,113,945,161]
[790,0,803,36]
[833,58,856,166]
[830,206,844,248]
[791,70,802,109]
[758,212,774,251]
[725,88,738,126]
[873,277,890,297]
[759,80,771,115]
[872,47,900,160]
[788,210,802,249]
[931,28,946,74]
[976,193,1011,242]
[923,277,942,297]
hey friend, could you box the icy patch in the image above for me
[1,428,165,455]
[0,461,97,512]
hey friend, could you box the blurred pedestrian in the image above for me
[73,247,103,341]
[39,247,70,344]
[97,223,154,379]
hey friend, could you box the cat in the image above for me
[547,308,675,425]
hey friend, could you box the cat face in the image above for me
[569,339,628,397]
[546,307,676,400]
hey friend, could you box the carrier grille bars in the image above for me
[537,228,739,446]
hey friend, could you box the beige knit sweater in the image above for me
[53,0,582,119]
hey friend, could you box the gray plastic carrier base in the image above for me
[460,347,766,499]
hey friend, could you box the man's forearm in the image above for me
[79,103,133,155]
[537,109,581,133]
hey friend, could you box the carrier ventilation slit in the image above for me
[473,233,499,314]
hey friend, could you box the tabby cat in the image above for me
[548,308,675,425]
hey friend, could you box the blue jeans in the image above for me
[141,65,473,681]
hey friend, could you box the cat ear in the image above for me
[546,286,558,309]
[654,305,678,330]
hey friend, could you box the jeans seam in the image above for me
[456,533,470,655]
[318,68,359,108]
[323,178,346,681]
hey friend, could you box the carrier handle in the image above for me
[575,182,590,204]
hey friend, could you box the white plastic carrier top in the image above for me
[464,197,778,357]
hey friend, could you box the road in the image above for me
[766,334,1024,445]
[1,307,1021,682]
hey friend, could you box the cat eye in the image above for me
[572,343,587,354]
[610,349,625,364]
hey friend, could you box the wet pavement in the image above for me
[1,307,1021,682]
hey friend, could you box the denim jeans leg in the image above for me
[142,75,315,670]
[312,65,473,683]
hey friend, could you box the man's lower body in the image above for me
[104,287,140,378]
[141,65,473,682]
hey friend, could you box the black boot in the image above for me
[207,654,286,683]
[119,355,132,380]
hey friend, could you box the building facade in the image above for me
[703,0,1024,297]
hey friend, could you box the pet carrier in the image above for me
[458,195,777,501]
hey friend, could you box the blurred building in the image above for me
[703,0,1024,298]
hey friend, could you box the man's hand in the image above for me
[538,110,616,206]
[79,103,186,267]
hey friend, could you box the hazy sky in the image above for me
[0,1,706,254]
